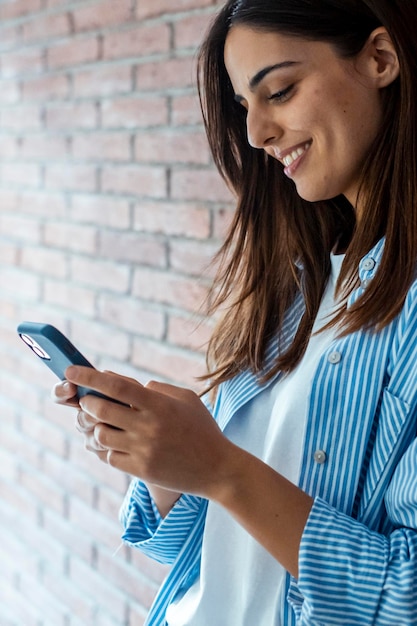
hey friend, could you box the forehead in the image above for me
[224,25,339,89]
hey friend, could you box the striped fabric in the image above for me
[121,239,417,625]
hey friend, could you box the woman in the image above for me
[56,0,417,623]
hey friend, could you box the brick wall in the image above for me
[0,1,233,624]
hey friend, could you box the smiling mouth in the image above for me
[282,142,311,167]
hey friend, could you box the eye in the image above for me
[269,85,294,103]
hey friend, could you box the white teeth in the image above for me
[283,143,310,167]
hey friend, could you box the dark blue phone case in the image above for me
[17,321,111,401]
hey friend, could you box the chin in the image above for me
[295,184,338,204]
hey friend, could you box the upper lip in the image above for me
[273,140,312,163]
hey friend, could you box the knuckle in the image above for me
[107,449,118,467]
[94,423,107,446]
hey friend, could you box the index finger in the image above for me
[65,366,144,408]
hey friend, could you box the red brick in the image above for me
[101,96,168,129]
[20,413,67,456]
[45,163,97,192]
[21,134,68,159]
[133,201,210,239]
[0,523,39,577]
[71,317,131,361]
[136,56,196,91]
[213,206,235,238]
[131,337,207,385]
[46,101,97,129]
[171,168,234,202]
[98,230,167,266]
[137,0,214,19]
[0,447,19,482]
[70,496,122,549]
[73,64,132,97]
[70,256,130,294]
[0,1,241,621]
[98,294,165,339]
[101,164,167,198]
[0,580,40,625]
[174,13,213,50]
[15,191,67,219]
[1,48,43,78]
[70,194,131,229]
[1,104,42,130]
[43,563,96,623]
[44,279,96,316]
[135,130,210,165]
[20,467,66,514]
[47,36,100,70]
[22,13,71,43]
[96,544,158,607]
[171,93,203,126]
[167,314,214,352]
[97,484,125,520]
[130,546,170,585]
[43,452,96,507]
[0,135,19,159]
[0,24,20,52]
[69,554,127,620]
[43,507,94,561]
[47,0,72,6]
[0,474,40,519]
[22,73,69,101]
[126,602,147,626]
[0,240,18,265]
[0,0,43,20]
[1,162,41,187]
[43,221,97,253]
[0,78,20,103]
[103,23,170,60]
[72,0,132,32]
[72,132,131,162]
[20,246,68,278]
[169,238,219,277]
[19,571,69,625]
[132,267,209,313]
[69,438,127,493]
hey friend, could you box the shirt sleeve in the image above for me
[295,438,417,625]
[119,478,205,565]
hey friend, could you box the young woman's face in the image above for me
[224,26,385,208]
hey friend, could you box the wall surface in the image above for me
[0,0,232,624]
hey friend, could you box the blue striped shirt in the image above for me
[120,239,417,625]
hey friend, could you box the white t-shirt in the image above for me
[166,254,345,626]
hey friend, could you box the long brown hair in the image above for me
[197,0,417,389]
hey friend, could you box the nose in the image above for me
[246,106,282,149]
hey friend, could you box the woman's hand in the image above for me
[57,367,313,574]
[63,366,234,501]
[52,373,184,515]
[52,378,110,462]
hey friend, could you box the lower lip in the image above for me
[283,147,310,179]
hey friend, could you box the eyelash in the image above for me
[269,85,294,103]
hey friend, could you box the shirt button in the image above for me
[361,278,371,289]
[328,351,342,364]
[362,258,376,271]
[314,450,327,464]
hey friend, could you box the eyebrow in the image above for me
[233,61,299,102]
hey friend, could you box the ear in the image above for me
[358,26,400,88]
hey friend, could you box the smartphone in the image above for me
[17,321,119,402]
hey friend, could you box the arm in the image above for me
[64,365,313,578]
[64,365,417,622]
